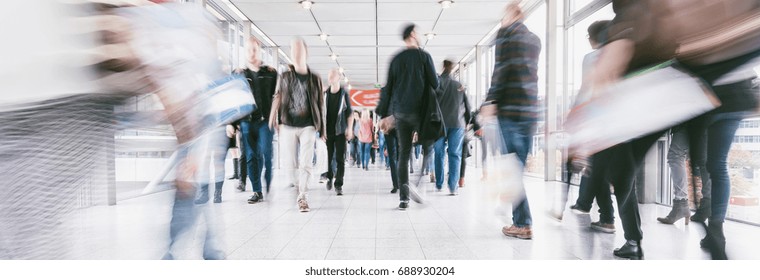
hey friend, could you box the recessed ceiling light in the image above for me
[300,0,313,9]
[347,84,352,91]
[319,33,328,41]
[425,33,436,40]
[339,67,344,73]
[330,53,338,60]
[439,0,453,9]
[344,77,349,83]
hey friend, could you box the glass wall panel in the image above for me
[522,2,546,176]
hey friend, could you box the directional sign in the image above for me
[349,89,380,108]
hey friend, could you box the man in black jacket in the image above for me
[238,37,278,204]
[384,23,439,210]
[323,68,354,195]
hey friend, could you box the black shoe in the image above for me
[390,188,398,194]
[613,240,643,260]
[228,158,240,180]
[335,186,343,196]
[570,204,590,215]
[398,201,409,211]
[704,219,728,260]
[236,181,245,192]
[326,179,333,190]
[247,192,264,204]
[691,198,711,223]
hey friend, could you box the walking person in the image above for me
[433,60,472,195]
[381,23,439,210]
[583,0,760,259]
[358,109,374,170]
[269,38,326,213]
[480,2,541,240]
[323,68,354,196]
[237,37,278,204]
[562,20,617,234]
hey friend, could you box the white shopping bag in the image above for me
[480,118,527,205]
[565,65,720,157]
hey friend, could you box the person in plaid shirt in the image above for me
[480,2,541,240]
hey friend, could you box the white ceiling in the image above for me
[231,0,509,88]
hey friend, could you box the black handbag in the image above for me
[418,82,446,144]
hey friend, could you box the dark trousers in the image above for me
[460,138,468,179]
[607,131,666,241]
[687,116,712,200]
[326,134,347,187]
[396,117,419,202]
[386,131,399,190]
[589,149,616,224]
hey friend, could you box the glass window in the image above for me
[521,2,547,176]
[570,0,598,14]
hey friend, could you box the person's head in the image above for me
[402,23,419,48]
[587,20,611,49]
[442,60,454,75]
[328,68,341,86]
[502,1,525,27]
[247,37,262,66]
[291,37,309,67]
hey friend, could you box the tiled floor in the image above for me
[61,159,760,260]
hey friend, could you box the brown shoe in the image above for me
[298,199,310,212]
[502,225,532,240]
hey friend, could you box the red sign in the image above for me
[349,89,380,108]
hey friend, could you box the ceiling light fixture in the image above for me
[319,33,328,41]
[425,33,436,40]
[344,77,349,83]
[330,53,338,60]
[347,84,352,91]
[300,0,313,9]
[439,0,453,9]
[338,67,344,73]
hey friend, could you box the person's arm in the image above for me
[345,89,355,139]
[587,0,642,93]
[268,74,283,131]
[589,39,635,94]
[316,76,326,141]
[481,35,510,117]
[462,89,472,124]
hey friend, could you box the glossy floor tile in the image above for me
[57,158,760,260]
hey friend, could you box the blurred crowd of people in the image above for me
[2,0,759,260]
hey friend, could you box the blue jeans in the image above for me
[498,117,534,227]
[434,128,465,191]
[241,119,273,193]
[360,142,371,168]
[378,139,386,166]
[703,111,745,222]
